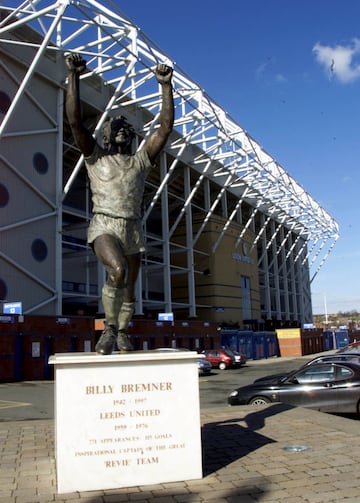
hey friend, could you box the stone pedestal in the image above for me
[49,351,202,493]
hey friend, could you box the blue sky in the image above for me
[119,0,360,315]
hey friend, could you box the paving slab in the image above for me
[0,403,359,502]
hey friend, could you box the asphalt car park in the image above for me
[1,351,359,420]
[0,354,306,420]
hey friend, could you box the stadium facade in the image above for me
[0,1,339,329]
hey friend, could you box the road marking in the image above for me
[0,400,31,410]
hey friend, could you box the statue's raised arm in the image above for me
[65,53,96,158]
[145,64,174,163]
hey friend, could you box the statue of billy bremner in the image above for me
[65,54,174,355]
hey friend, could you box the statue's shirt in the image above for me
[84,144,153,219]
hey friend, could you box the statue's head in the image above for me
[102,115,135,154]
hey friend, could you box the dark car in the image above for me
[154,348,212,376]
[228,349,247,366]
[254,352,360,384]
[201,349,236,370]
[228,362,360,414]
[337,341,360,353]
[198,356,212,375]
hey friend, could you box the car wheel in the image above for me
[248,396,271,406]
[219,362,226,370]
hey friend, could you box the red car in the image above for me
[201,349,236,370]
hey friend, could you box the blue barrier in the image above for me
[323,330,334,351]
[220,329,280,360]
[334,330,349,349]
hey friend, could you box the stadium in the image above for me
[0,0,339,331]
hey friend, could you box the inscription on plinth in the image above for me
[49,351,202,493]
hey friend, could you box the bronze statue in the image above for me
[65,53,174,354]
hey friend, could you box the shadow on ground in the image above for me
[202,403,294,475]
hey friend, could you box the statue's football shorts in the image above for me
[88,213,145,255]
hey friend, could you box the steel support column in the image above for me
[184,166,196,318]
[270,220,282,320]
[279,227,290,320]
[160,152,172,313]
[55,87,63,315]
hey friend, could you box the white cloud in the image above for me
[255,58,272,78]
[313,38,360,83]
[255,58,287,83]
[275,73,287,83]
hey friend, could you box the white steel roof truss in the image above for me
[255,217,286,263]
[233,170,302,250]
[1,154,56,210]
[310,236,339,283]
[192,173,234,248]
[0,211,57,233]
[264,223,303,275]
[144,122,200,220]
[0,249,56,295]
[307,239,328,269]
[0,0,339,282]
[299,236,321,268]
[0,60,58,129]
[292,240,309,267]
[211,187,251,254]
[274,241,304,280]
[168,159,213,240]
[0,1,68,136]
[251,214,273,250]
